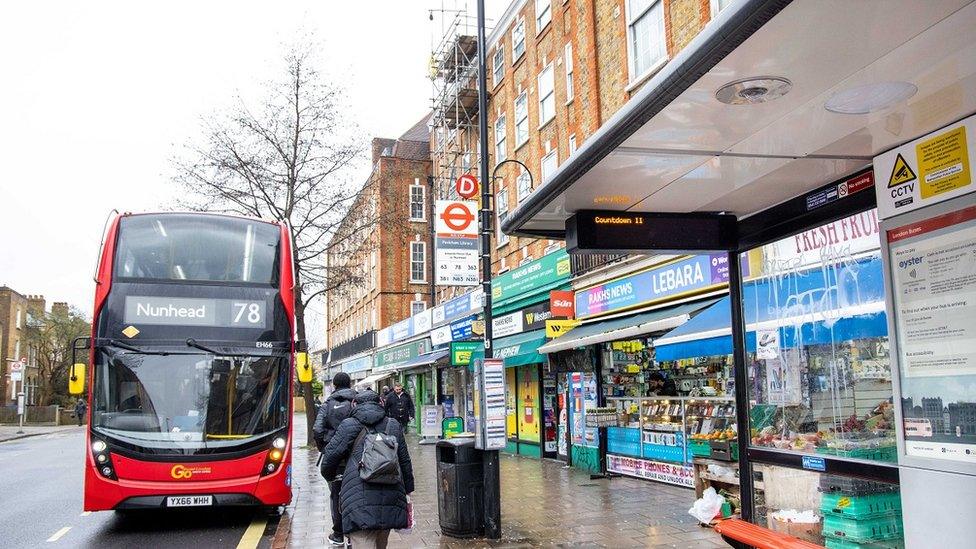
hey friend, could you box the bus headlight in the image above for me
[97,454,108,463]
[92,440,107,453]
[101,467,113,477]
[269,449,283,461]
[272,437,286,449]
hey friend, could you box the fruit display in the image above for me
[690,428,737,442]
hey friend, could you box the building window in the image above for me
[541,149,558,181]
[492,45,505,87]
[409,241,426,283]
[538,63,555,126]
[461,152,471,174]
[564,43,574,102]
[627,0,667,81]
[512,19,526,61]
[544,240,561,255]
[14,339,20,361]
[494,115,507,163]
[15,307,21,329]
[519,255,535,267]
[411,300,426,316]
[535,0,551,33]
[710,0,733,18]
[496,188,509,246]
[516,169,532,203]
[515,92,529,147]
[569,134,578,154]
[409,184,426,221]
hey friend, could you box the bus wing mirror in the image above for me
[69,336,91,395]
[295,352,313,383]
[69,363,86,395]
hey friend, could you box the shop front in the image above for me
[500,2,976,545]
[488,249,573,458]
[373,337,433,433]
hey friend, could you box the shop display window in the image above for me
[606,397,737,464]
[602,339,652,397]
[740,210,897,463]
[751,463,903,547]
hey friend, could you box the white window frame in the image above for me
[519,255,535,267]
[492,45,505,87]
[410,300,426,316]
[537,63,555,127]
[409,241,427,283]
[496,188,510,247]
[569,134,578,155]
[516,169,532,204]
[535,0,552,34]
[626,0,668,84]
[541,149,558,181]
[512,18,526,62]
[494,115,507,163]
[15,307,21,329]
[564,43,574,103]
[710,0,733,18]
[514,91,529,148]
[409,184,426,222]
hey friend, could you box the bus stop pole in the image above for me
[476,0,501,539]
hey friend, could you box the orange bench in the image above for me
[714,519,824,549]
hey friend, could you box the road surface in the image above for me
[0,427,279,549]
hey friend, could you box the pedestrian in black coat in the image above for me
[312,372,357,545]
[383,382,414,430]
[321,390,415,548]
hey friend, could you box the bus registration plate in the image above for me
[167,495,213,507]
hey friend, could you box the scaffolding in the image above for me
[429,4,490,206]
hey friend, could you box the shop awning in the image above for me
[356,371,393,388]
[470,330,548,368]
[501,0,976,237]
[538,298,720,355]
[394,349,450,372]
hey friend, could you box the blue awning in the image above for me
[654,255,889,361]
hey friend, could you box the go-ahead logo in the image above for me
[170,464,212,480]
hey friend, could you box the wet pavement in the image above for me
[279,417,724,548]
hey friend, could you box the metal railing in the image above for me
[569,253,629,277]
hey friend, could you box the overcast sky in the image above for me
[0,1,506,335]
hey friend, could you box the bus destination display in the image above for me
[124,296,267,328]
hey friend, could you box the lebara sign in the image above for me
[575,254,730,319]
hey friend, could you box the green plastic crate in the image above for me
[825,537,905,549]
[823,514,903,543]
[689,439,711,457]
[820,491,902,519]
[816,445,897,463]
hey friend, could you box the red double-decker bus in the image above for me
[70,212,311,511]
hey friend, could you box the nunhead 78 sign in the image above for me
[435,200,479,286]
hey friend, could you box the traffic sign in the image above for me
[10,360,24,373]
[435,200,480,286]
[455,174,479,199]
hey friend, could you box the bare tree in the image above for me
[24,306,91,407]
[171,40,404,441]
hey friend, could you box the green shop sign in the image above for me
[375,338,430,370]
[450,341,482,366]
[491,248,571,308]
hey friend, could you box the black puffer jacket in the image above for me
[321,391,415,534]
[312,388,357,452]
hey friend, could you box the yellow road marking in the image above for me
[46,527,71,542]
[79,512,91,517]
[236,516,267,549]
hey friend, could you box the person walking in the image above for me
[313,372,358,546]
[74,397,87,426]
[321,390,415,549]
[383,382,414,431]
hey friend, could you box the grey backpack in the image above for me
[354,421,401,485]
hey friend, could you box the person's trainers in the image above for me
[328,533,344,546]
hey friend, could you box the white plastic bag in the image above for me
[688,487,726,524]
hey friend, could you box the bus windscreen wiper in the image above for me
[105,340,171,355]
[185,338,221,354]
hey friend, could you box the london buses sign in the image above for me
[435,200,479,286]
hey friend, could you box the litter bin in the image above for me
[436,438,485,538]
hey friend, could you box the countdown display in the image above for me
[566,210,737,254]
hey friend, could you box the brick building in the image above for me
[324,115,434,356]
[0,287,46,407]
[430,0,733,287]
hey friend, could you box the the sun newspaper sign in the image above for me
[435,200,479,286]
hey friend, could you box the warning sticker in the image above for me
[888,153,917,187]
[916,125,971,199]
